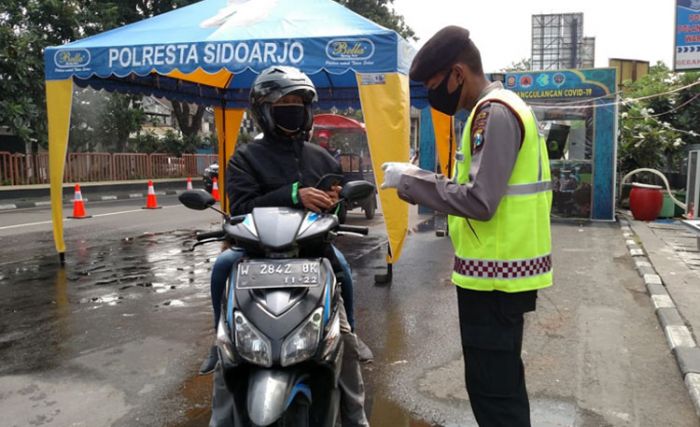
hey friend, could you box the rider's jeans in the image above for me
[209,246,356,330]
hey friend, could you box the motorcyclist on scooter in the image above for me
[205,66,369,427]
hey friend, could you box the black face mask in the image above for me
[427,70,463,116]
[272,104,306,134]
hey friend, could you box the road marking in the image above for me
[0,204,17,210]
[0,205,178,230]
[652,294,675,309]
[665,325,697,349]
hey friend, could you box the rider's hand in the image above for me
[299,187,333,212]
[326,185,342,204]
[381,162,419,189]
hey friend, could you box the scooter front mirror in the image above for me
[179,190,216,210]
[340,180,375,203]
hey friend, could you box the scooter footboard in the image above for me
[247,369,310,426]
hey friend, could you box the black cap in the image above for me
[409,26,470,82]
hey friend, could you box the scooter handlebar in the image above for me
[337,225,369,235]
[196,230,226,241]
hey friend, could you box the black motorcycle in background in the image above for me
[204,162,219,194]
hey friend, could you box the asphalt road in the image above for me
[0,195,222,266]
[0,200,698,426]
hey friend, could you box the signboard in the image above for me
[504,68,615,101]
[504,68,618,221]
[675,0,700,71]
[45,36,400,80]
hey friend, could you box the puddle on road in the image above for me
[1,225,432,426]
[370,395,435,427]
[167,381,434,427]
[0,230,219,375]
[167,372,213,427]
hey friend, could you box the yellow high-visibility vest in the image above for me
[448,88,553,292]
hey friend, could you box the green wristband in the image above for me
[292,182,300,205]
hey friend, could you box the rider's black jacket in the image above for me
[227,134,343,216]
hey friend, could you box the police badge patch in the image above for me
[471,107,489,154]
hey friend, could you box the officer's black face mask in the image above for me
[427,69,463,116]
[272,104,306,134]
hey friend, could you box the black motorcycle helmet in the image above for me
[249,66,317,140]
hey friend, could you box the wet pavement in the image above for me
[1,208,699,426]
[0,229,225,426]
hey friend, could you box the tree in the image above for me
[335,0,415,40]
[672,71,700,148]
[0,0,85,152]
[0,0,199,153]
[99,93,145,152]
[618,62,690,178]
[501,58,531,72]
[172,101,206,139]
[1,0,415,155]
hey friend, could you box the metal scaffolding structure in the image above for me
[531,13,595,71]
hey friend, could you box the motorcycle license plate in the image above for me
[236,260,322,289]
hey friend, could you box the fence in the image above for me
[0,152,218,186]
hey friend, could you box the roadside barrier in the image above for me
[0,152,218,186]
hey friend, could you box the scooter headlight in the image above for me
[234,311,272,367]
[281,307,324,367]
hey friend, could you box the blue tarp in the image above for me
[45,0,429,108]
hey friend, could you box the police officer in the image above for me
[382,26,553,426]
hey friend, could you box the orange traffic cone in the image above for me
[143,180,162,209]
[69,184,91,219]
[212,177,220,202]
[186,177,193,190]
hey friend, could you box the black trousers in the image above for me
[456,286,536,427]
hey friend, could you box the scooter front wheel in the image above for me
[262,395,310,427]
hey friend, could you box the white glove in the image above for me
[381,162,419,189]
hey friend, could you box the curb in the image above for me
[619,217,700,418]
[0,190,183,211]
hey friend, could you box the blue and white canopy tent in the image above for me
[44,0,434,264]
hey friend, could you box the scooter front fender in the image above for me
[247,369,309,426]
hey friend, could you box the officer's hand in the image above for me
[299,187,333,212]
[325,185,342,204]
[381,162,419,189]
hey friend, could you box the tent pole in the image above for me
[221,100,227,212]
[374,244,393,285]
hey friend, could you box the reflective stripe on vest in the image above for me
[454,254,552,279]
[505,180,552,196]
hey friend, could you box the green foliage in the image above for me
[618,62,699,177]
[130,129,214,155]
[1,0,414,154]
[501,58,531,72]
[335,0,415,40]
[99,93,145,152]
[0,0,85,149]
[0,0,199,152]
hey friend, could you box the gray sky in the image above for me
[392,0,675,71]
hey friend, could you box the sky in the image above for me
[391,0,676,72]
